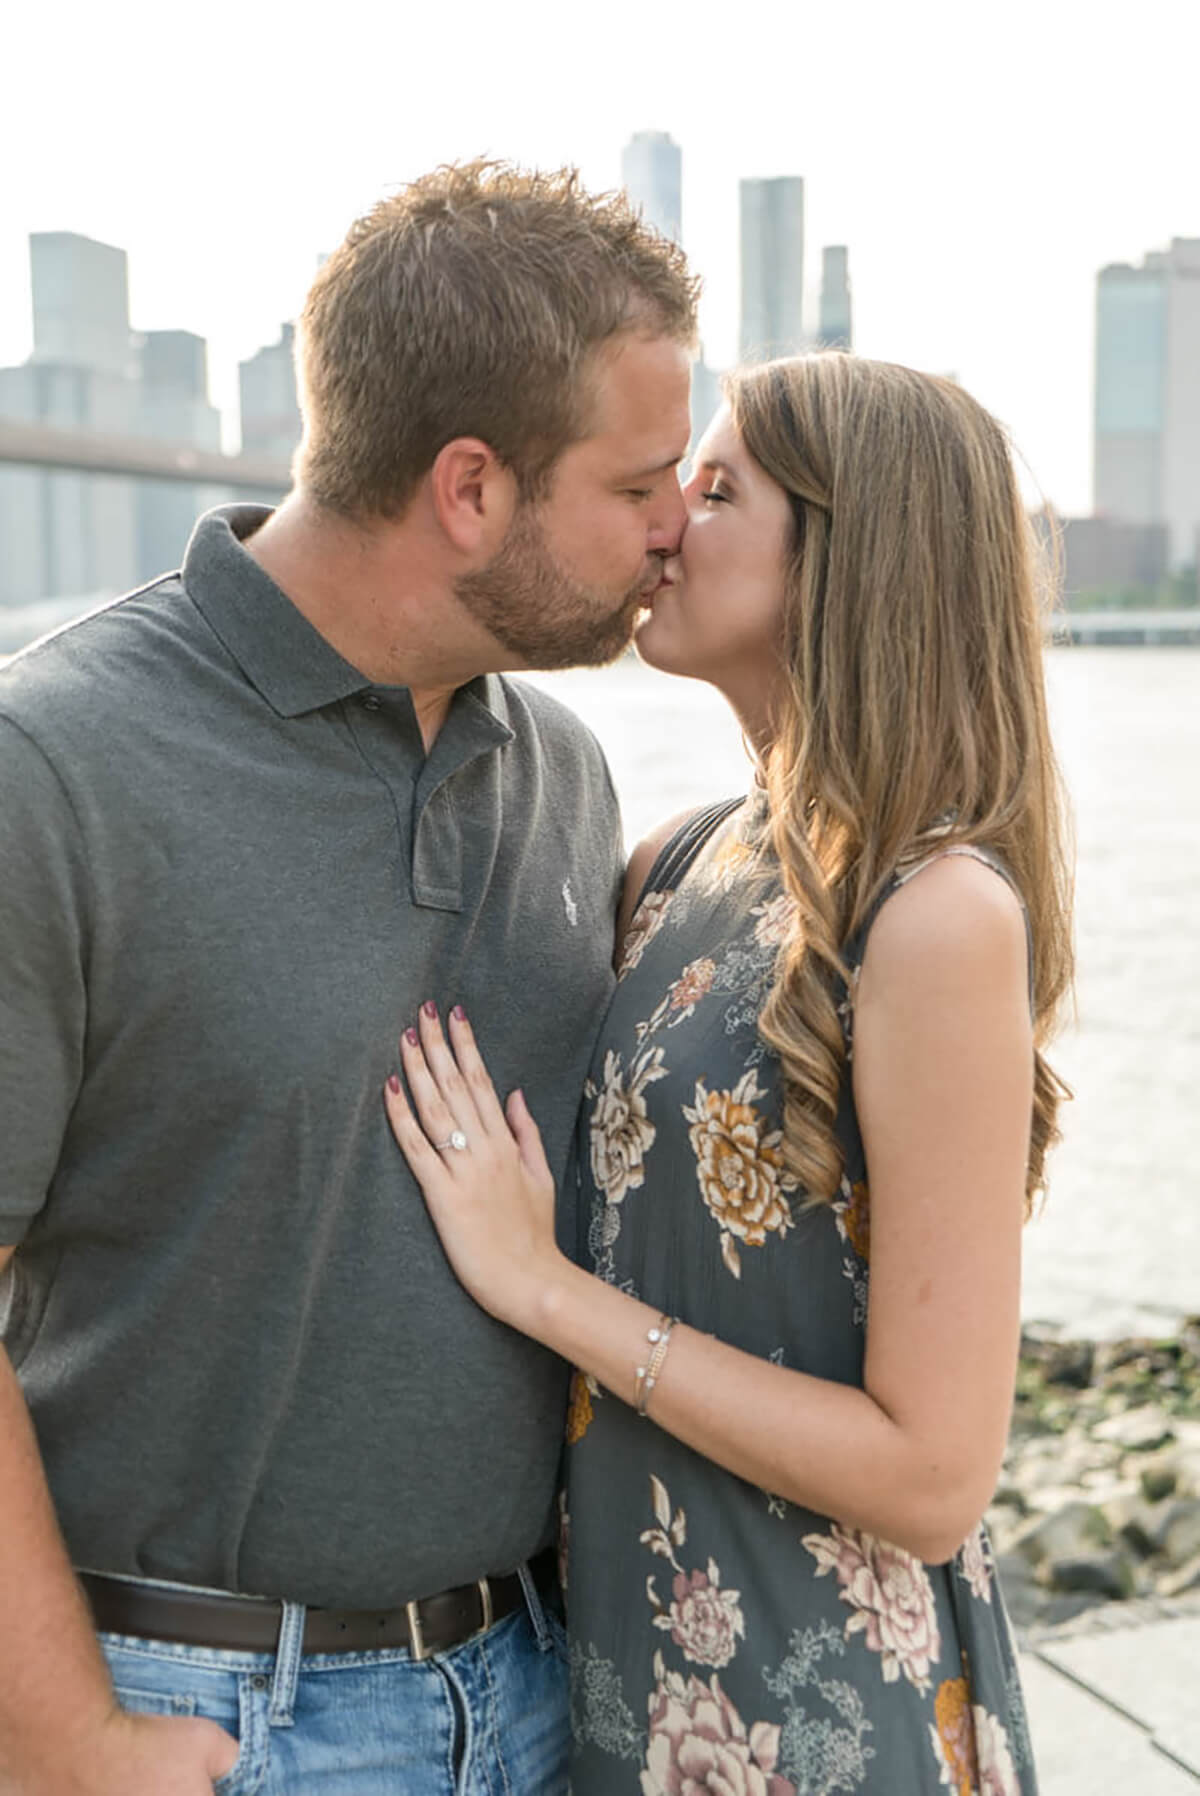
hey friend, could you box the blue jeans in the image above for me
[98,1568,568,1794]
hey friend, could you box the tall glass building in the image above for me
[739,176,805,364]
[620,132,682,246]
[1094,240,1200,570]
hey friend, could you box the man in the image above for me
[0,161,696,1794]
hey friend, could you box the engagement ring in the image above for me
[435,1130,469,1153]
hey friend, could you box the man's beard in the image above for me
[455,504,660,671]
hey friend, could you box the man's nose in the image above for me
[647,478,687,556]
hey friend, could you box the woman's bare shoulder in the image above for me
[859,851,1028,1002]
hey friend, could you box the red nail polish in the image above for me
[405,1027,419,1046]
[422,1000,438,1019]
[387,1073,401,1093]
[452,1005,466,1022]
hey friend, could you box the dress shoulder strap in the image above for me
[893,842,1026,908]
[634,796,747,909]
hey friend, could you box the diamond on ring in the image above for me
[436,1129,468,1153]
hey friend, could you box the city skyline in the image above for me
[1,0,1196,520]
[4,0,1192,520]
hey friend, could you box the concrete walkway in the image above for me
[1018,1595,1200,1791]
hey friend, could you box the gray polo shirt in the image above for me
[0,505,623,1609]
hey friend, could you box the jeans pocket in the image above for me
[112,1683,198,1719]
[104,1648,258,1794]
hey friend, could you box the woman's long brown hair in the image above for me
[726,354,1074,1211]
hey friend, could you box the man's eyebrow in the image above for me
[623,450,689,479]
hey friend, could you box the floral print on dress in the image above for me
[684,1069,797,1278]
[957,1524,994,1605]
[619,890,674,978]
[931,1675,977,1794]
[642,1655,796,1796]
[972,1705,1022,1795]
[802,1524,942,1695]
[566,800,1039,1793]
[588,1046,667,1206]
[751,890,798,949]
[566,1369,598,1445]
[833,1177,871,1264]
[641,1477,746,1669]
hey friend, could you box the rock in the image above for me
[1138,1450,1180,1503]
[1158,1552,1200,1598]
[1041,1549,1136,1600]
[1012,1501,1111,1566]
[992,1551,1043,1631]
[1162,1499,1200,1569]
[1103,1492,1168,1558]
[1034,1589,1116,1628]
[1042,1340,1095,1388]
[1091,1404,1176,1453]
[1077,1468,1135,1505]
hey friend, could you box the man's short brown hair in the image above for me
[295,160,700,520]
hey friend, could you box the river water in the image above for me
[525,648,1200,1340]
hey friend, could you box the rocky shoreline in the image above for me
[988,1319,1200,1633]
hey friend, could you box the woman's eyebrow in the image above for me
[697,458,738,484]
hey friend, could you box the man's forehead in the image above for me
[580,337,691,459]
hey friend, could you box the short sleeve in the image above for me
[0,714,89,1242]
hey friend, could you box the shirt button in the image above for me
[361,694,382,712]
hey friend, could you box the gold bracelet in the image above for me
[634,1314,677,1418]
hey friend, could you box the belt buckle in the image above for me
[405,1578,493,1662]
[473,1576,494,1640]
[404,1599,428,1662]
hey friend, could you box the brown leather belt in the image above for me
[80,1547,557,1663]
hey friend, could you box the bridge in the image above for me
[0,417,292,495]
[1052,608,1200,646]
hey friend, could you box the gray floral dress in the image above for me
[563,796,1037,1796]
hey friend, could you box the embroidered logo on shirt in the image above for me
[561,880,579,927]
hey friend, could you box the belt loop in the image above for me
[516,1560,551,1652]
[268,1601,305,1727]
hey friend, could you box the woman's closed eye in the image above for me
[700,488,731,505]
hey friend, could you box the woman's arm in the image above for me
[385,853,1032,1563]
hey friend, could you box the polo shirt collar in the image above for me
[181,506,514,747]
[184,505,369,717]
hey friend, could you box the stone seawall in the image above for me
[990,1320,1200,1632]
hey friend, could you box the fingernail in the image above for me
[404,1027,419,1046]
[387,1073,401,1093]
[513,1087,524,1107]
[422,999,438,1019]
[452,1004,466,1022]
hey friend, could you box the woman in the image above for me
[384,353,1073,1794]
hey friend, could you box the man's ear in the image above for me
[430,438,518,560]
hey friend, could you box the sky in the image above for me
[1,0,1195,515]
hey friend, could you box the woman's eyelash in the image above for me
[701,489,729,503]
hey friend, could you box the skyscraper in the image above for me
[1094,239,1200,570]
[239,323,302,462]
[0,233,140,604]
[620,131,682,244]
[30,232,134,378]
[818,246,852,351]
[137,330,226,578]
[739,177,805,363]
